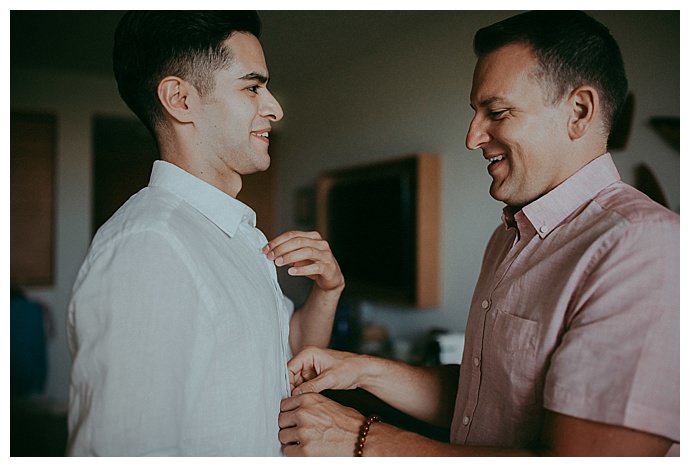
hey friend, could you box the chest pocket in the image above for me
[484,309,540,406]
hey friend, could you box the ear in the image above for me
[566,86,598,140]
[157,76,196,124]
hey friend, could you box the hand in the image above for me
[279,392,363,456]
[263,230,345,293]
[288,346,365,395]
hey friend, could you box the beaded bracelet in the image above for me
[354,414,381,457]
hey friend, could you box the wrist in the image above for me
[356,354,388,392]
[311,281,345,302]
[358,420,405,456]
[354,414,381,456]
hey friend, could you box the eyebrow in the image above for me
[476,96,510,108]
[239,72,269,84]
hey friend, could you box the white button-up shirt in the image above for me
[67,160,294,456]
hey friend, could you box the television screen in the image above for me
[321,158,418,304]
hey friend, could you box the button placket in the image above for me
[245,224,292,397]
[458,297,492,442]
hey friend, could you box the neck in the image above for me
[157,132,243,198]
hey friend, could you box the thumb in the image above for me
[292,371,334,396]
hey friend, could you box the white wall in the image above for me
[10,10,679,404]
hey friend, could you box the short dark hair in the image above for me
[474,11,628,133]
[113,11,262,135]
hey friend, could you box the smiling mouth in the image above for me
[251,131,270,144]
[488,154,505,165]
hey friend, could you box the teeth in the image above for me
[489,155,505,163]
[253,132,269,138]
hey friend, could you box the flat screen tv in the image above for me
[317,154,440,308]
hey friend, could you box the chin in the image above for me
[250,154,271,173]
[489,184,507,204]
[257,159,271,172]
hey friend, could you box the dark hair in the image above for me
[474,11,628,132]
[113,11,262,135]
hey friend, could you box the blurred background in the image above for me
[9,10,679,455]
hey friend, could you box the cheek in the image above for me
[505,125,544,169]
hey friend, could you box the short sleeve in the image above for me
[543,220,679,442]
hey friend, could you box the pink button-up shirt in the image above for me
[450,153,679,454]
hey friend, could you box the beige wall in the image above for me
[260,10,680,338]
[10,11,680,404]
[11,70,131,404]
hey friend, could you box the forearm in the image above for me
[289,284,343,353]
[279,391,538,457]
[364,422,535,456]
[357,356,460,427]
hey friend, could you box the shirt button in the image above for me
[473,357,480,367]
[539,225,548,233]
[481,299,490,310]
[462,416,470,425]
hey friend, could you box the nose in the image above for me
[465,113,489,150]
[261,89,284,122]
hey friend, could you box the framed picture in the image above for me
[10,112,56,286]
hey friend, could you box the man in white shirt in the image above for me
[67,11,345,456]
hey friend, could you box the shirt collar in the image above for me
[515,153,621,239]
[148,160,256,238]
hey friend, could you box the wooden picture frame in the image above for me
[10,112,56,286]
[317,153,441,309]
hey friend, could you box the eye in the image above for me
[246,85,260,94]
[489,109,509,120]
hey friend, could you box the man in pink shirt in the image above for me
[276,11,679,456]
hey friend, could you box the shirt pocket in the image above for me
[485,309,541,406]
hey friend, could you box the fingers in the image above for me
[281,443,303,456]
[288,370,302,393]
[287,347,351,395]
[278,398,308,455]
[295,371,343,395]
[280,392,327,414]
[276,247,329,271]
[289,367,321,394]
[280,394,302,413]
[287,346,319,374]
[278,406,297,428]
[268,230,323,247]
[264,230,344,291]
[278,426,300,445]
[287,346,328,386]
[279,393,365,456]
[278,421,305,456]
[263,230,324,261]
[288,362,315,390]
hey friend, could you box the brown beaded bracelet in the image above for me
[354,414,381,457]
